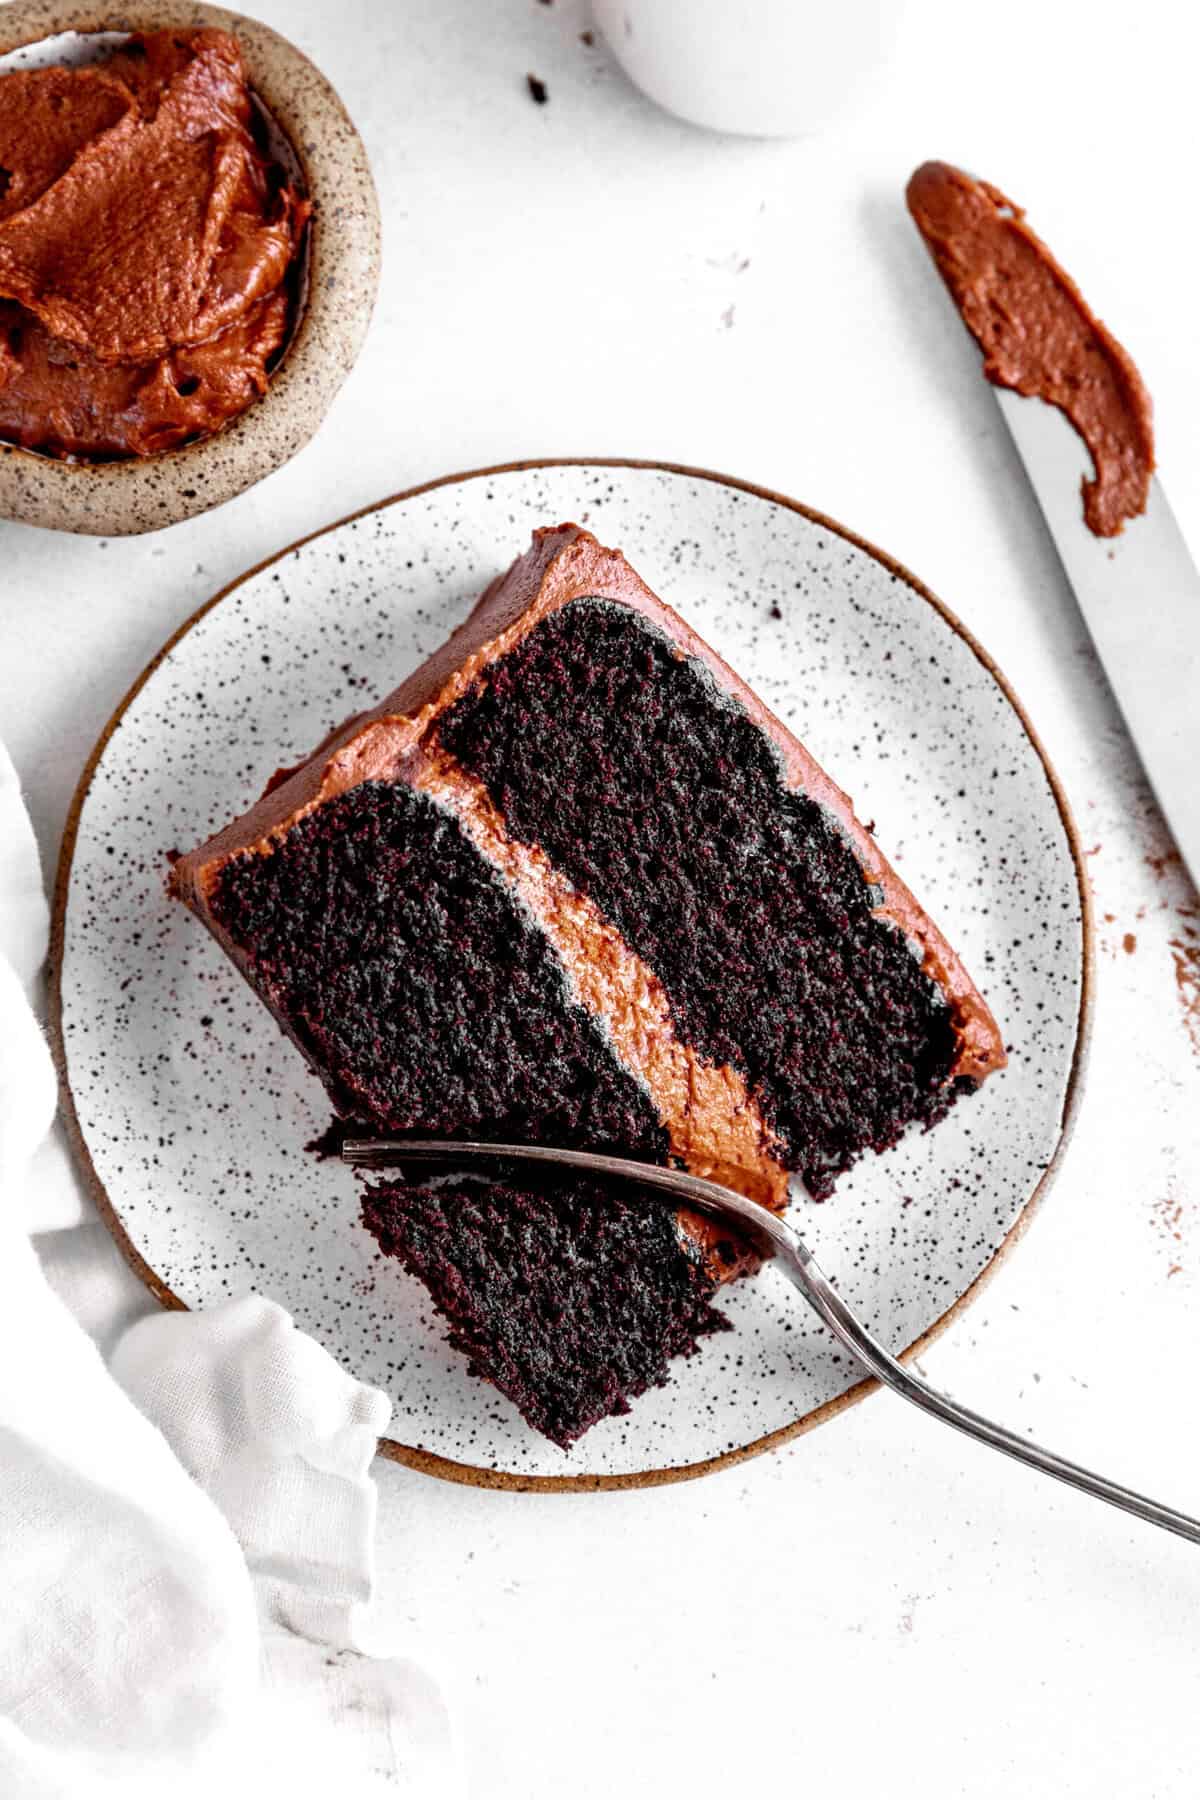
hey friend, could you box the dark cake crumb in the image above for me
[526,73,548,104]
[209,781,667,1161]
[362,1176,728,1447]
[440,597,963,1197]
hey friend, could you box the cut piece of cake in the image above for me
[171,523,1005,1445]
[361,1175,730,1449]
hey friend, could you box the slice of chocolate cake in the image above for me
[361,1176,730,1449]
[171,524,1005,1445]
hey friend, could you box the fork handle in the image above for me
[343,1136,1200,1543]
[788,1241,1200,1546]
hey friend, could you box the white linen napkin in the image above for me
[0,744,458,1798]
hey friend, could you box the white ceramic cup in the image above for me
[591,0,902,138]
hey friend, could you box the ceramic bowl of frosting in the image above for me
[0,0,381,535]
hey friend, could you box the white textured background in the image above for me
[3,2,1199,1795]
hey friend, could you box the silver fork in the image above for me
[344,1137,1200,1544]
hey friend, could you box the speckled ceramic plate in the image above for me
[52,460,1090,1490]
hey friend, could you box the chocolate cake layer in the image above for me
[439,597,963,1197]
[361,1175,731,1448]
[208,779,667,1157]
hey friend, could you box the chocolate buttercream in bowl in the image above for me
[0,27,309,458]
[0,0,379,535]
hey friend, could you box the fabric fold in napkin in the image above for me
[0,743,457,1798]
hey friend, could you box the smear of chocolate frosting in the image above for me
[906,160,1154,538]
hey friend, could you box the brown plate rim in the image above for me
[47,455,1095,1493]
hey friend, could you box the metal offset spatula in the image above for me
[994,389,1200,889]
[345,1138,1200,1544]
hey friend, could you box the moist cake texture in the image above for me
[362,1175,729,1449]
[173,523,1006,1445]
[210,780,667,1157]
[439,597,967,1199]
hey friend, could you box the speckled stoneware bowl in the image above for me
[0,0,380,535]
[51,461,1091,1491]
